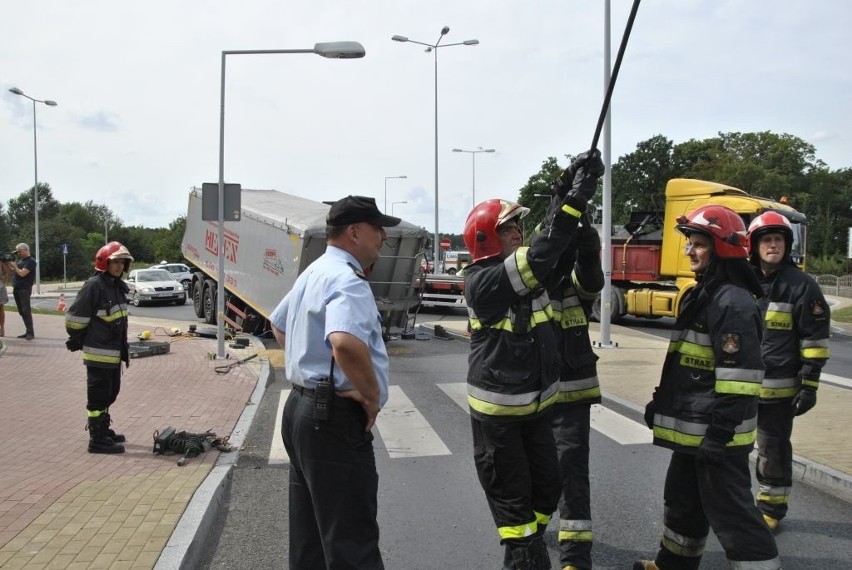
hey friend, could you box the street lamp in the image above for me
[9,87,58,295]
[391,201,408,216]
[215,41,365,358]
[384,175,407,213]
[452,147,495,208]
[393,27,479,283]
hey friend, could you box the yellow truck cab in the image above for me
[599,178,806,321]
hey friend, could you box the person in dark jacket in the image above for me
[464,150,604,570]
[747,211,830,530]
[6,243,37,339]
[65,241,133,454]
[548,215,604,570]
[635,205,781,570]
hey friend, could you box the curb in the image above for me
[154,337,272,570]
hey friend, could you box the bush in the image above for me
[806,254,852,275]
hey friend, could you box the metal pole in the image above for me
[32,100,41,295]
[433,47,440,275]
[384,178,388,213]
[599,0,615,347]
[471,152,476,209]
[217,51,227,358]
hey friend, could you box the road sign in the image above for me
[439,238,451,251]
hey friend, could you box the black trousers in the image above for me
[471,412,560,547]
[756,401,795,520]
[13,287,34,335]
[87,366,121,413]
[553,404,592,569]
[282,388,383,570]
[655,451,780,570]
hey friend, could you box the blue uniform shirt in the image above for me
[270,245,389,408]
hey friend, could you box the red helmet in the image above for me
[747,211,793,254]
[463,199,529,262]
[95,241,134,272]
[675,205,748,259]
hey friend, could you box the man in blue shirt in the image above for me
[270,195,399,570]
[6,243,37,340]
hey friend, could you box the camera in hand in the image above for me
[0,251,17,263]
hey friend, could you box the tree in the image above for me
[517,156,567,236]
[610,134,675,222]
[152,216,186,263]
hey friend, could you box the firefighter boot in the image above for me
[103,411,126,443]
[87,416,125,454]
[530,535,551,569]
[632,562,660,570]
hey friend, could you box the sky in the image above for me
[2,1,851,237]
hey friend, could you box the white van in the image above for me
[442,250,471,275]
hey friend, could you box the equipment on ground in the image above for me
[153,426,234,466]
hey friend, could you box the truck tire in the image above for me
[192,277,205,318]
[203,281,217,325]
[591,286,625,323]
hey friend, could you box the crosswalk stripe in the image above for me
[590,404,652,445]
[437,382,470,413]
[376,386,451,458]
[268,390,290,465]
[821,373,852,389]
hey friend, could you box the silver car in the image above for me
[149,262,193,290]
[126,269,187,306]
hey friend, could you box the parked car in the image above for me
[125,269,187,306]
[149,262,193,291]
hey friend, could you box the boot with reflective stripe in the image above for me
[103,411,126,443]
[87,416,125,454]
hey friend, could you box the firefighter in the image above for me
[635,205,781,570]
[747,211,830,530]
[65,242,133,454]
[463,150,604,570]
[548,214,604,570]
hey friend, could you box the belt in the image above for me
[291,384,315,396]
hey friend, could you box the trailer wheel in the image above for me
[591,286,625,323]
[192,278,205,318]
[203,281,217,325]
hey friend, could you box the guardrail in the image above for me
[813,274,852,299]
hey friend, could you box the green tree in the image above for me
[152,216,186,262]
[610,134,675,222]
[517,156,567,236]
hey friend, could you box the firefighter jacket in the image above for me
[464,205,582,422]
[649,276,764,455]
[755,263,830,402]
[65,272,130,369]
[549,241,604,408]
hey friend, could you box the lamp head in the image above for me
[391,35,408,42]
[9,87,24,95]
[463,39,480,46]
[314,41,366,59]
[441,26,450,35]
[45,100,58,106]
[452,148,463,153]
[484,148,495,153]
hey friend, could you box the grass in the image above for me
[832,305,852,323]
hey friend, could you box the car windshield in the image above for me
[138,270,173,282]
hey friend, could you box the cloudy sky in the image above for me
[2,1,850,236]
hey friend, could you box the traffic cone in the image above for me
[56,293,67,312]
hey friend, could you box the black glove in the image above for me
[643,399,656,429]
[577,216,601,256]
[66,338,82,352]
[792,386,817,416]
[560,150,605,212]
[697,426,732,464]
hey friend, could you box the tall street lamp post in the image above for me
[384,175,407,213]
[9,87,58,295]
[452,147,495,209]
[216,41,365,358]
[392,27,479,276]
[391,201,407,216]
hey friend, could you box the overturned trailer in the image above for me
[181,188,429,335]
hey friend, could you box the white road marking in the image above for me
[821,373,852,389]
[268,390,290,465]
[589,403,652,445]
[376,386,451,458]
[438,382,470,414]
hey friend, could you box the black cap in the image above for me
[326,195,401,227]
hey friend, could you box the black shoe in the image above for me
[25,334,34,340]
[88,436,125,454]
[17,333,28,338]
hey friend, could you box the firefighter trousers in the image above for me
[756,401,795,521]
[654,451,780,570]
[471,413,561,548]
[86,366,121,413]
[552,404,592,569]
